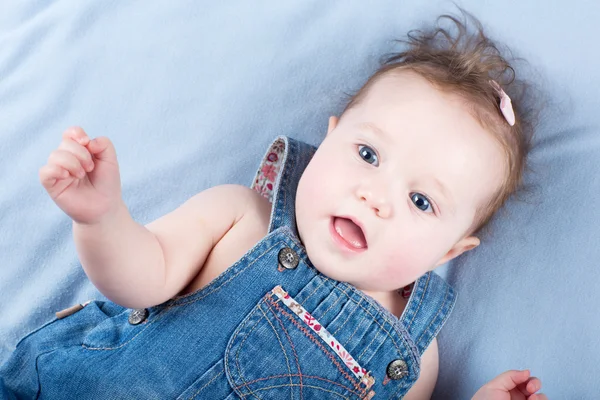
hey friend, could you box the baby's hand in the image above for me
[39,127,122,224]
[472,370,547,400]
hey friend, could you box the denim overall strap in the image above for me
[251,136,316,235]
[399,271,457,355]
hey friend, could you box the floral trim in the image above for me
[271,286,375,390]
[252,139,286,203]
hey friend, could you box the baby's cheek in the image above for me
[382,248,430,286]
[299,168,330,202]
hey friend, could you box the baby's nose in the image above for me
[357,188,393,218]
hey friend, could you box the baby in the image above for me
[2,13,546,400]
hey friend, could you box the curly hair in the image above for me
[342,11,537,234]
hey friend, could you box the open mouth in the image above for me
[330,216,368,253]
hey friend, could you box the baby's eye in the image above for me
[358,145,379,166]
[410,193,433,213]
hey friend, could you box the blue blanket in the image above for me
[1,1,598,398]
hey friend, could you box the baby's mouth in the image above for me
[332,217,368,251]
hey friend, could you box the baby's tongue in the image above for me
[334,217,367,249]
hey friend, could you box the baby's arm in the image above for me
[73,184,246,308]
[40,127,249,308]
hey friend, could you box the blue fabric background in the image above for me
[1,1,598,398]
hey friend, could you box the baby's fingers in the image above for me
[39,164,69,188]
[487,369,531,391]
[47,149,86,179]
[519,376,542,395]
[58,138,94,172]
[528,394,548,400]
[62,126,91,146]
[517,377,547,400]
[87,136,117,163]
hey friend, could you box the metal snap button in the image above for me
[278,247,299,270]
[386,359,408,380]
[128,308,149,325]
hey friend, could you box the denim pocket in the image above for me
[81,301,141,350]
[177,358,235,400]
[225,286,375,400]
[14,300,123,352]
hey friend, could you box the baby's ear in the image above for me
[435,236,480,267]
[327,116,339,135]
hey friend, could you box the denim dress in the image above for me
[1,137,456,400]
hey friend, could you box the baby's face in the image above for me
[295,71,506,292]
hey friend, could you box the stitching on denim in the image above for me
[82,324,149,351]
[225,315,246,398]
[333,293,363,338]
[330,286,415,364]
[279,229,308,258]
[336,287,410,361]
[415,282,452,351]
[189,367,224,400]
[318,290,344,322]
[169,233,280,304]
[284,141,298,231]
[248,384,350,399]
[168,244,279,308]
[281,142,292,231]
[389,383,407,400]
[336,286,403,353]
[338,301,365,345]
[257,304,295,398]
[267,297,365,396]
[168,227,310,310]
[229,299,290,400]
[300,278,326,307]
[416,285,446,346]
[271,139,293,233]
[34,348,55,399]
[235,374,356,394]
[275,142,289,231]
[357,325,380,361]
[265,295,305,400]
[266,296,366,396]
[235,304,268,363]
[406,273,431,330]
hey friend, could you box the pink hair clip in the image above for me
[489,80,515,126]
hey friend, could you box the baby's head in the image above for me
[295,13,535,293]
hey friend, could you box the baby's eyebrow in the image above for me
[430,177,455,211]
[433,178,449,198]
[358,122,389,140]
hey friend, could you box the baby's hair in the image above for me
[342,10,537,235]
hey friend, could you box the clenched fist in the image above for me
[472,370,547,400]
[39,127,123,224]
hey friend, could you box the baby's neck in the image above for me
[361,289,407,319]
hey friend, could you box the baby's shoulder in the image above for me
[198,184,271,219]
[206,184,272,234]
[216,184,271,220]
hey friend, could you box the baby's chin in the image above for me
[308,254,414,292]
